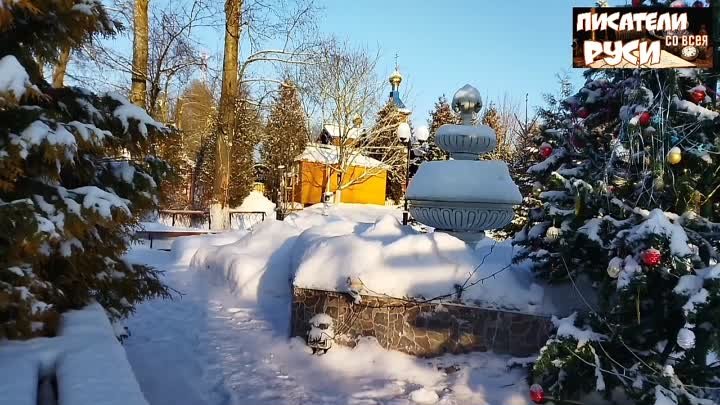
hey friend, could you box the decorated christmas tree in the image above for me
[515,65,720,404]
[0,0,171,338]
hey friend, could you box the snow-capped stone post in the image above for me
[406,84,522,243]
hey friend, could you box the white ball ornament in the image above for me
[545,226,562,242]
[676,328,696,350]
[607,257,623,278]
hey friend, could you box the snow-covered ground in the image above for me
[123,204,536,405]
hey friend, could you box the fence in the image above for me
[228,210,267,230]
[158,209,268,231]
[158,210,211,229]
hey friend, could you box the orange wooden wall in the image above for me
[295,161,387,206]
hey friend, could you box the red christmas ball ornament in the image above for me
[638,111,652,127]
[641,248,662,266]
[576,107,590,119]
[530,384,545,404]
[539,143,553,158]
[691,89,706,104]
[632,0,643,6]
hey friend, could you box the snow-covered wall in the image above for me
[0,303,149,405]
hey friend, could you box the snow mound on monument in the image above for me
[293,215,542,312]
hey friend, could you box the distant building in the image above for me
[292,143,387,206]
[283,67,414,206]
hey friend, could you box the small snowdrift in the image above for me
[231,191,276,229]
[190,220,301,302]
[170,231,247,265]
[236,191,276,217]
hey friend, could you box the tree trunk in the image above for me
[52,46,71,88]
[130,0,149,108]
[212,0,242,228]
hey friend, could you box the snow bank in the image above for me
[170,231,247,265]
[184,206,542,312]
[57,303,149,405]
[0,303,148,405]
[190,220,301,301]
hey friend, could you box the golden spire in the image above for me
[389,52,402,87]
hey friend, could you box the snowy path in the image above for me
[123,248,532,405]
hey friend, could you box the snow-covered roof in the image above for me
[296,143,387,169]
[322,124,365,139]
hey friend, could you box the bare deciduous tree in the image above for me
[72,0,217,116]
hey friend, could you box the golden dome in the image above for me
[389,69,403,86]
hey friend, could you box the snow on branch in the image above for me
[70,186,131,219]
[106,92,165,137]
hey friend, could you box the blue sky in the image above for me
[316,0,631,126]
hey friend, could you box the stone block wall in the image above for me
[291,287,553,357]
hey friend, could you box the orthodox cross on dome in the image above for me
[388,52,407,110]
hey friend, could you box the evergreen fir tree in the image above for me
[481,103,514,162]
[228,86,262,207]
[515,65,720,404]
[0,0,171,338]
[261,81,308,210]
[424,95,460,162]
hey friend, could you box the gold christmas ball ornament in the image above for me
[545,226,562,242]
[667,146,682,165]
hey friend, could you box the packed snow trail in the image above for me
[123,246,533,405]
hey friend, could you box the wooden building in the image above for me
[292,143,387,206]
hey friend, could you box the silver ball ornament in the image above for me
[607,257,623,278]
[676,328,696,350]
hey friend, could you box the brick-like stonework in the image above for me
[291,287,553,357]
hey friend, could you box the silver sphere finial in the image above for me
[452,84,482,125]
